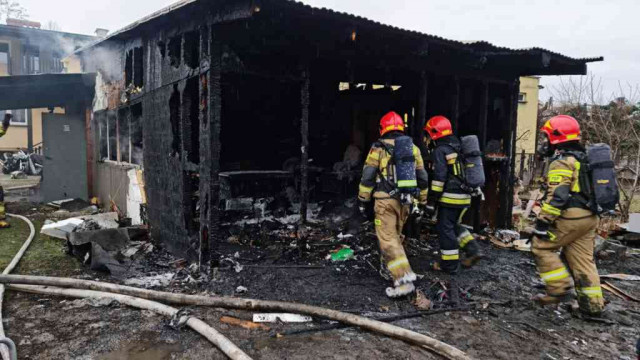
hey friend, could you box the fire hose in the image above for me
[0,214,35,360]
[0,215,471,360]
[0,214,251,360]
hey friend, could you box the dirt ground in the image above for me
[2,201,639,360]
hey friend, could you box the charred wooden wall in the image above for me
[83,1,524,262]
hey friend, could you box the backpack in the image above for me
[460,135,486,189]
[376,136,419,201]
[442,135,485,195]
[581,144,619,215]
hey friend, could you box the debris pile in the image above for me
[40,201,153,277]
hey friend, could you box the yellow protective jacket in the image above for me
[539,152,592,224]
[0,114,10,137]
[358,133,429,204]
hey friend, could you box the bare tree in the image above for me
[44,20,61,31]
[550,74,640,221]
[0,0,28,22]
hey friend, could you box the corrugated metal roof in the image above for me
[75,0,196,54]
[462,40,603,62]
[76,0,602,64]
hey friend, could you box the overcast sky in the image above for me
[17,0,639,101]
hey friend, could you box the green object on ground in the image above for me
[331,248,354,261]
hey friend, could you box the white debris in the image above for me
[79,212,119,229]
[235,286,248,294]
[188,263,199,274]
[10,170,27,179]
[40,218,85,239]
[337,233,354,239]
[40,212,119,240]
[252,313,312,323]
[124,273,174,288]
[122,245,141,258]
[495,229,520,243]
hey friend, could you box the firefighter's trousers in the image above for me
[436,206,465,273]
[0,185,8,228]
[531,208,604,315]
[374,198,413,282]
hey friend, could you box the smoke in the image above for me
[51,33,83,58]
[81,43,123,82]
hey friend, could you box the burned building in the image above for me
[73,0,602,263]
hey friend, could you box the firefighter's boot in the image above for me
[386,283,416,298]
[532,292,575,307]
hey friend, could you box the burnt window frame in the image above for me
[124,46,145,91]
[22,45,40,75]
[96,105,143,168]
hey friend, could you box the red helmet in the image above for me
[540,115,581,145]
[379,111,405,136]
[424,115,452,140]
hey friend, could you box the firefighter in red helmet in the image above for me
[531,115,605,316]
[358,111,429,298]
[423,115,483,274]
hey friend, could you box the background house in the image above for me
[0,19,94,153]
[515,76,542,184]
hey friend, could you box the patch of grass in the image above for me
[0,217,83,276]
[628,196,640,214]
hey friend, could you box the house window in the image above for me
[131,103,143,165]
[118,108,130,163]
[96,105,143,166]
[5,109,28,126]
[22,46,40,74]
[97,111,109,161]
[50,53,63,73]
[518,92,527,103]
[0,43,9,76]
[108,111,117,161]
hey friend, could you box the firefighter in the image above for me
[423,115,483,274]
[358,111,429,298]
[0,113,12,228]
[531,115,604,315]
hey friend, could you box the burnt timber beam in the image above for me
[473,81,489,232]
[415,71,428,143]
[496,79,519,228]
[478,81,489,149]
[451,76,460,132]
[202,37,223,268]
[299,66,310,224]
[507,79,520,226]
[199,25,212,268]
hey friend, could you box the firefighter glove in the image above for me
[533,219,551,240]
[423,203,436,216]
